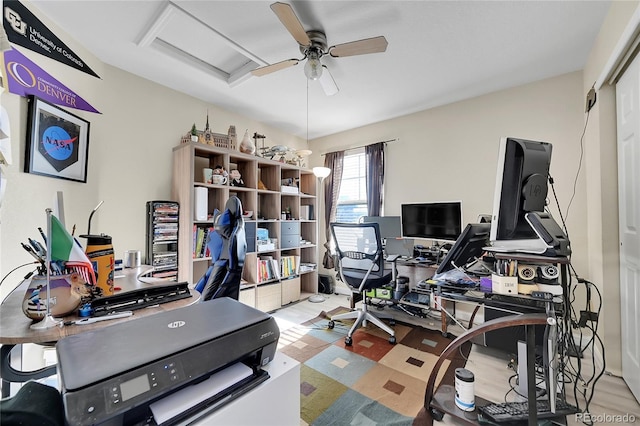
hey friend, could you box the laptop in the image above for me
[385,238,414,258]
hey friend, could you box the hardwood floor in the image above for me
[274,295,640,425]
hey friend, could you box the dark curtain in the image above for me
[322,151,344,269]
[365,142,385,216]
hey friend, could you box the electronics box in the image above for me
[257,242,275,252]
[365,286,393,300]
[257,228,269,241]
[280,186,299,194]
[492,274,517,295]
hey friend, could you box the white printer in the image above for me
[56,297,280,425]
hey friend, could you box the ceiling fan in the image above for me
[251,2,388,96]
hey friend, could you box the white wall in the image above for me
[0,3,306,301]
[311,71,587,271]
[581,0,640,375]
[309,70,587,320]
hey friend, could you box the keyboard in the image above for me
[478,399,579,423]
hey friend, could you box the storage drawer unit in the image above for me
[281,277,301,305]
[256,282,282,312]
[239,286,256,308]
[280,221,300,249]
[245,222,256,253]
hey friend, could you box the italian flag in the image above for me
[50,215,96,285]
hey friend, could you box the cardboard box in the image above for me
[492,274,518,295]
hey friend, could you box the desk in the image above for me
[0,267,199,396]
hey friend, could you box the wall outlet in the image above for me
[585,88,597,112]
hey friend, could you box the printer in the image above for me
[56,297,280,425]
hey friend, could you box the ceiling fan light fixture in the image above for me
[304,51,323,80]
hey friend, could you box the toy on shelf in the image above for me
[230,169,245,187]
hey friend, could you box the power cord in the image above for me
[0,262,40,288]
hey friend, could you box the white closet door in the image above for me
[616,50,640,402]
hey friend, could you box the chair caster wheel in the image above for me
[430,408,445,421]
[345,337,353,346]
[328,320,335,329]
[389,320,396,326]
[389,336,396,345]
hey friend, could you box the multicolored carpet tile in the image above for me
[277,307,470,425]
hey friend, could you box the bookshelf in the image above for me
[172,142,319,311]
[145,201,179,280]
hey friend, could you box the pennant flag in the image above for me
[2,47,99,113]
[50,214,96,285]
[3,0,100,78]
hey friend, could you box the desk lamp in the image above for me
[309,166,331,303]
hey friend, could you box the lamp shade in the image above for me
[304,51,323,80]
[313,167,331,179]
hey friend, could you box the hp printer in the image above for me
[56,297,280,425]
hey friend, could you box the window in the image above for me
[336,151,368,223]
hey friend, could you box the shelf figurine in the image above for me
[229,169,245,187]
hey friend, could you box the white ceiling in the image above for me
[31,1,611,140]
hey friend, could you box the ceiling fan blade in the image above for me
[329,36,388,58]
[251,59,299,77]
[270,2,311,47]
[319,66,339,96]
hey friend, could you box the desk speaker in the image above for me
[517,265,536,283]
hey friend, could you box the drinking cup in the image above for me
[211,174,228,185]
[203,168,213,184]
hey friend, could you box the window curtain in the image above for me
[365,142,385,216]
[322,151,344,269]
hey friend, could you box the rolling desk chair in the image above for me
[328,222,396,346]
[197,196,247,301]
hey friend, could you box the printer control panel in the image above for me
[105,359,185,411]
[64,356,186,425]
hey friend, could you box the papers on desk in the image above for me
[150,362,253,424]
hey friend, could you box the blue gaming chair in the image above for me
[196,196,247,301]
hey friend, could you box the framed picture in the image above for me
[24,96,90,183]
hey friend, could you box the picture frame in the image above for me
[24,96,90,183]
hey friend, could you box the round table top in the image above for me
[0,267,199,345]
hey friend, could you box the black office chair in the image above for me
[328,222,396,346]
[198,196,247,301]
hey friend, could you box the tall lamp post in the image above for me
[309,166,331,303]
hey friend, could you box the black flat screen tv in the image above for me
[401,202,462,242]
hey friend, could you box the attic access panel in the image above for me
[137,3,262,86]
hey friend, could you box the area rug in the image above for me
[277,307,471,426]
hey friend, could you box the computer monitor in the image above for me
[401,202,462,242]
[385,238,414,257]
[435,223,491,275]
[489,137,554,253]
[360,216,401,239]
